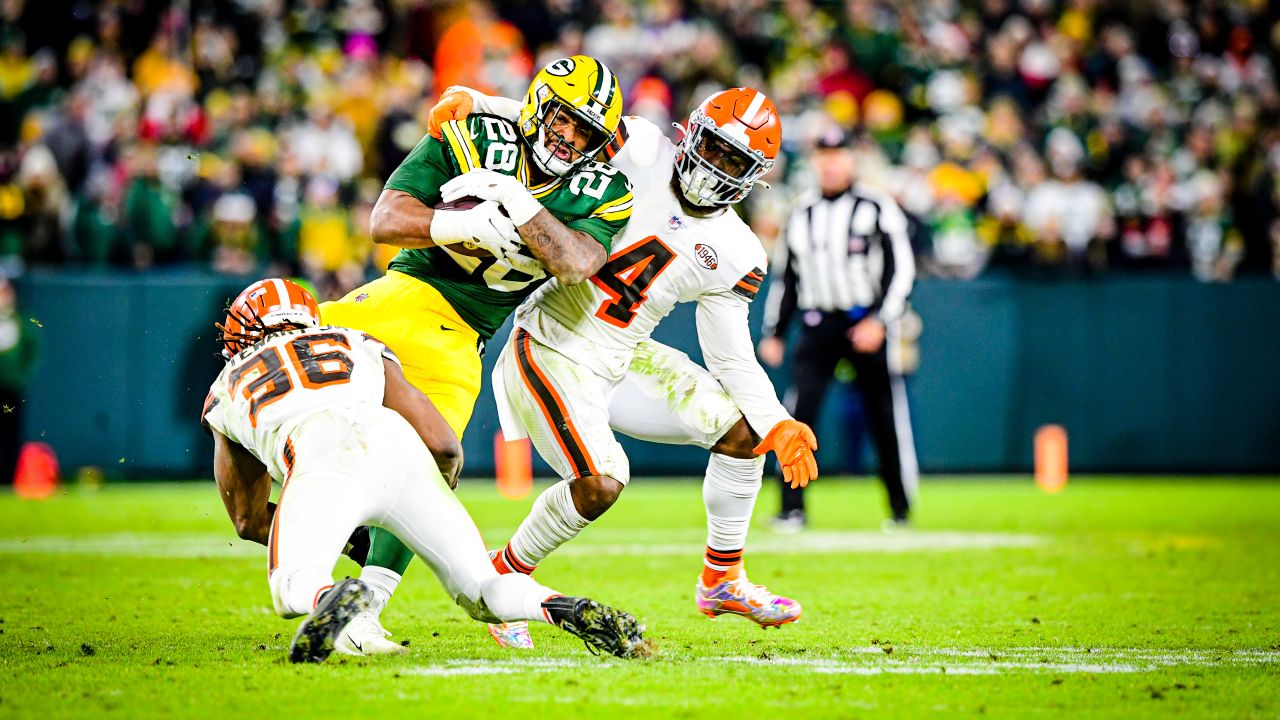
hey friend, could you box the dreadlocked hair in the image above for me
[215,304,309,359]
[215,304,267,358]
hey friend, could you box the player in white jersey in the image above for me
[426,88,819,647]
[201,278,651,662]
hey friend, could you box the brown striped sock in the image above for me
[701,546,743,585]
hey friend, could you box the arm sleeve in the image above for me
[761,235,798,338]
[869,199,915,322]
[696,291,791,436]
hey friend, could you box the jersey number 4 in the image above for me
[228,333,354,427]
[591,236,676,328]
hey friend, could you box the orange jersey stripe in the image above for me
[267,475,292,572]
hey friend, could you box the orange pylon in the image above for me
[495,434,532,500]
[1034,425,1068,493]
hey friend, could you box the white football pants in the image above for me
[266,407,556,623]
[494,331,743,484]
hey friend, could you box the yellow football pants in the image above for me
[320,270,482,438]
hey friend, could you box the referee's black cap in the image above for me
[815,126,852,150]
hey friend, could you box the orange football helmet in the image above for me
[217,278,320,357]
[675,87,781,206]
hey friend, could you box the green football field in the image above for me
[0,477,1276,719]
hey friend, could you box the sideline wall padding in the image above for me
[19,272,1280,477]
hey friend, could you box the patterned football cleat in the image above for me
[541,596,653,659]
[289,578,373,663]
[696,575,802,627]
[487,621,534,649]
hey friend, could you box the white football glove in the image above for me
[440,168,544,226]
[429,200,522,257]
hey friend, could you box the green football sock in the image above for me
[363,527,415,575]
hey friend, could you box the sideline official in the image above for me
[758,128,919,531]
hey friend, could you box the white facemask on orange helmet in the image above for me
[674,88,781,207]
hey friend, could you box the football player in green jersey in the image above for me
[320,55,632,655]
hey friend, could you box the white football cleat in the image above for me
[334,610,409,656]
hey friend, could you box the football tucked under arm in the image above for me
[430,172,524,256]
[435,196,481,212]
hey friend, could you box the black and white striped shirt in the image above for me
[763,185,916,337]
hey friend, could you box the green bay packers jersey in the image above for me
[384,114,633,339]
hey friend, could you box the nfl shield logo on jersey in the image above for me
[694,243,719,270]
[667,215,685,231]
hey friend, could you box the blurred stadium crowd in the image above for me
[1,0,1279,299]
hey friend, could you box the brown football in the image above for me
[434,196,509,217]
[434,195,483,211]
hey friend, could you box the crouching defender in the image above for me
[201,278,651,662]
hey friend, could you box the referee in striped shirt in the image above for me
[758,127,919,531]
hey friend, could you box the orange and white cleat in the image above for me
[696,574,802,628]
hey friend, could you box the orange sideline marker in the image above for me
[1034,424,1068,493]
[495,433,533,500]
[14,441,59,499]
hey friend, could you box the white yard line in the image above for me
[403,658,598,676]
[402,648,1280,677]
[0,529,1042,558]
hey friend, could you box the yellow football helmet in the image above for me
[518,55,623,177]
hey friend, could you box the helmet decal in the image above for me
[545,57,576,76]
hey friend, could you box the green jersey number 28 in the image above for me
[571,164,620,200]
[438,242,547,293]
[479,118,519,172]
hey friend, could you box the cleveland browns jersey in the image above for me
[514,116,768,383]
[202,326,398,481]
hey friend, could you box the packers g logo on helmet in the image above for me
[518,55,623,177]
[544,57,576,77]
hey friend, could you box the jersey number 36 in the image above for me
[228,333,354,427]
